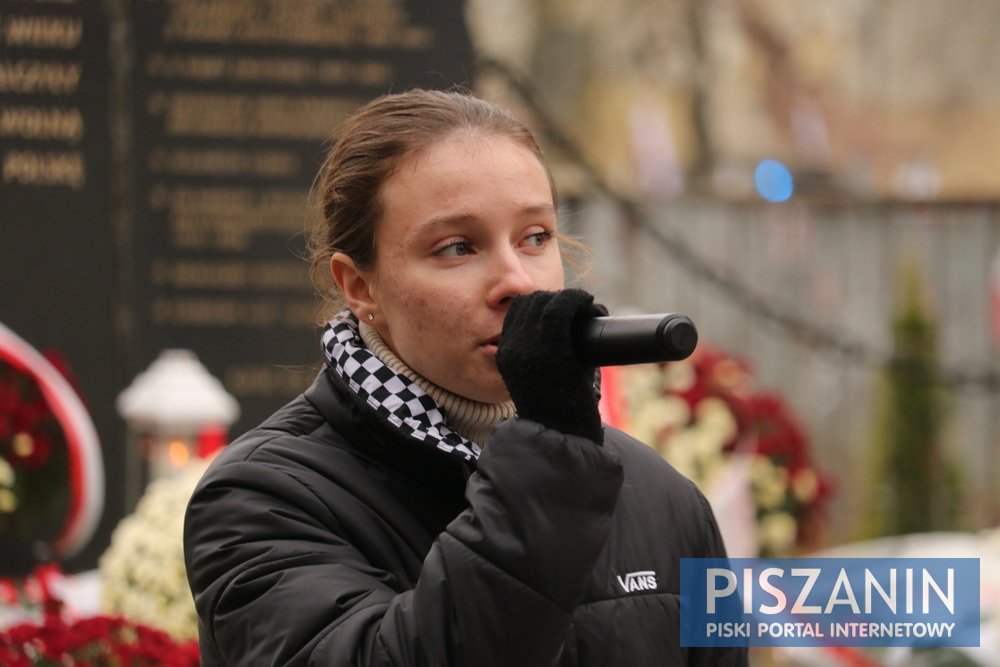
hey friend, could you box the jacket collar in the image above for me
[303,368,476,489]
[321,313,482,461]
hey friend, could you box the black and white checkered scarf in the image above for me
[321,311,482,462]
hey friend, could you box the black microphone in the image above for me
[573,313,698,366]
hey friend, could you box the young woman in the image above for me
[184,89,746,666]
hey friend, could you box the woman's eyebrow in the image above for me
[406,213,479,242]
[518,203,557,217]
[409,204,556,240]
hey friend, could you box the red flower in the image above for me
[634,343,833,551]
[0,380,23,441]
[0,567,199,664]
[0,613,200,665]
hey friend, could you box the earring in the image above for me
[367,313,374,321]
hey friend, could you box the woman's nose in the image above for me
[488,248,537,307]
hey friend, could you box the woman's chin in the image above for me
[464,378,512,405]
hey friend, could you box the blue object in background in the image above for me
[755,159,794,202]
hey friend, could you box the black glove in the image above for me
[496,289,608,444]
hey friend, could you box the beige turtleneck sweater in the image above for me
[359,322,516,446]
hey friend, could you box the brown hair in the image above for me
[309,88,586,321]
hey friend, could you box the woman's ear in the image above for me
[330,252,378,317]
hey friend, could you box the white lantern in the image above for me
[117,350,239,485]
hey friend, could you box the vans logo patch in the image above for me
[616,570,658,593]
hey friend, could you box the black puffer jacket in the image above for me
[184,369,747,666]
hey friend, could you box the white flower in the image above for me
[631,396,690,448]
[690,424,725,462]
[663,430,700,480]
[0,488,17,513]
[0,458,14,486]
[622,365,663,406]
[750,458,788,510]
[660,361,696,393]
[759,512,797,555]
[99,462,208,640]
[694,398,738,444]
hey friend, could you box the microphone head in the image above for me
[656,315,698,361]
[574,313,698,366]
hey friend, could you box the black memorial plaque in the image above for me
[0,0,116,567]
[130,0,474,438]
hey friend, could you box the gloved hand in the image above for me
[496,289,607,444]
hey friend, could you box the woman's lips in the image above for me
[480,335,501,353]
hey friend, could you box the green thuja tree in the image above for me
[862,262,962,538]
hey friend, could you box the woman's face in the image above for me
[365,132,565,403]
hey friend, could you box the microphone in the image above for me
[573,313,698,366]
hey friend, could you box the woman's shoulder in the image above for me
[215,394,331,462]
[602,426,715,519]
[603,426,690,484]
[194,378,364,495]
[602,425,728,559]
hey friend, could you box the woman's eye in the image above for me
[436,240,471,257]
[524,231,553,248]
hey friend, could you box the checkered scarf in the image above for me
[321,312,482,462]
